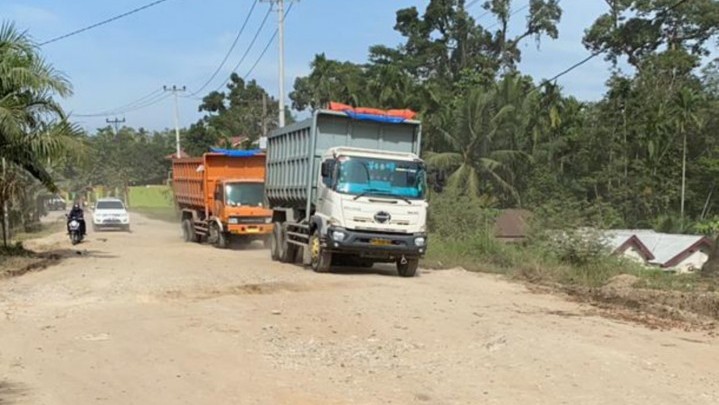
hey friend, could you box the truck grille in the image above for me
[353,216,410,226]
[230,216,267,224]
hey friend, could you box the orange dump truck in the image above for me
[172,149,272,248]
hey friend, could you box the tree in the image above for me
[584,0,719,68]
[290,54,369,111]
[0,22,82,244]
[426,77,532,204]
[187,74,293,156]
[672,87,703,220]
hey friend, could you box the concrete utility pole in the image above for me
[163,85,186,158]
[262,93,268,136]
[106,117,126,135]
[262,0,293,128]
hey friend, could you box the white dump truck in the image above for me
[265,106,428,277]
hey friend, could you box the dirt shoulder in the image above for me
[0,214,718,404]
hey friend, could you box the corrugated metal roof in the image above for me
[606,230,709,266]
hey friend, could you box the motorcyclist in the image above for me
[68,202,86,236]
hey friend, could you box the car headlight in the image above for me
[414,236,426,247]
[228,217,239,224]
[265,217,272,224]
[331,230,347,242]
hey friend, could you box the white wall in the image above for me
[670,248,710,274]
[620,246,648,264]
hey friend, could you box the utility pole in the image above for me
[262,0,293,128]
[163,85,186,158]
[262,93,268,136]
[106,117,126,135]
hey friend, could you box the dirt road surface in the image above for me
[1,215,718,404]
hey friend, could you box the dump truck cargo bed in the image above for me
[265,109,422,212]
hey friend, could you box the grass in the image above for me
[12,219,65,243]
[128,185,173,208]
[423,234,712,292]
[131,206,178,223]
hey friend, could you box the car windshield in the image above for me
[96,201,125,210]
[335,156,426,199]
[225,183,264,207]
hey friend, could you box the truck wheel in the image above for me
[217,231,229,249]
[278,223,297,263]
[310,229,332,273]
[209,223,229,249]
[270,224,281,261]
[396,258,419,277]
[182,220,197,243]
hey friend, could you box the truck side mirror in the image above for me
[321,161,331,178]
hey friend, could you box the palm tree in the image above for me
[425,80,530,204]
[0,22,82,244]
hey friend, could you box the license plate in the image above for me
[370,238,392,246]
[245,228,259,233]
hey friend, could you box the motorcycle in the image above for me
[67,216,84,245]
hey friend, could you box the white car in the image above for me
[92,198,130,232]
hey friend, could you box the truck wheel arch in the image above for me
[310,216,327,235]
[210,217,224,232]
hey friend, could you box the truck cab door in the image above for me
[318,159,336,216]
[213,183,224,220]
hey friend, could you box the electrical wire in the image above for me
[539,0,690,86]
[213,6,274,91]
[187,0,260,96]
[243,2,294,81]
[73,90,170,117]
[39,0,173,46]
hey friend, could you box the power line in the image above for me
[73,91,170,117]
[214,6,274,92]
[540,0,690,86]
[73,90,165,117]
[243,2,294,81]
[39,0,173,46]
[188,0,260,96]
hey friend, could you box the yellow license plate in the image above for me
[245,228,260,233]
[370,238,392,246]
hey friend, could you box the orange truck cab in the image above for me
[172,149,272,248]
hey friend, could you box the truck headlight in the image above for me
[331,230,347,242]
[265,217,272,224]
[414,236,426,247]
[228,217,239,224]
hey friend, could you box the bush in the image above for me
[428,192,498,240]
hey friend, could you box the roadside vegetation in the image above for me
[3,1,719,321]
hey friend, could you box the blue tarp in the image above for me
[343,110,407,124]
[210,148,263,157]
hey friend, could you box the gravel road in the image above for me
[1,214,718,404]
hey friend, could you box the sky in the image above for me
[1,0,612,132]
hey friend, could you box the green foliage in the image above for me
[128,185,173,208]
[187,74,293,156]
[428,191,498,239]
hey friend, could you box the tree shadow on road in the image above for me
[0,380,28,404]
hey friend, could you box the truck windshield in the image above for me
[225,183,264,207]
[335,156,426,199]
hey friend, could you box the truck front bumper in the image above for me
[325,227,427,260]
[226,223,273,236]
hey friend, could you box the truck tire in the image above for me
[310,229,332,273]
[209,223,229,249]
[396,258,419,277]
[182,220,197,243]
[270,224,281,261]
[278,223,297,263]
